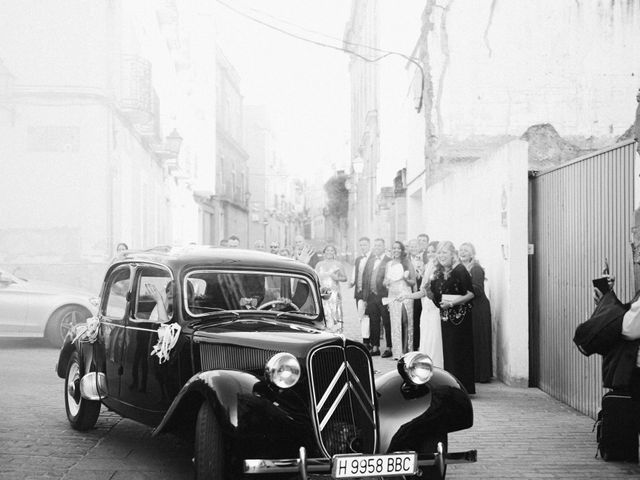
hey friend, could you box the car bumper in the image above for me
[243,444,477,478]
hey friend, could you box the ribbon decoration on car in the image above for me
[150,323,181,364]
[72,316,100,344]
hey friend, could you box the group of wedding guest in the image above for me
[397,236,493,394]
[284,234,493,395]
[347,234,491,395]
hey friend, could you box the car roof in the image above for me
[112,245,316,276]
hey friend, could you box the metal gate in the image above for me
[529,139,636,418]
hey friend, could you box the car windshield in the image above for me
[184,270,320,319]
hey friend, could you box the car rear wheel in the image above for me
[64,351,101,431]
[194,401,226,479]
[46,305,90,348]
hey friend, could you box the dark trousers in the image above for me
[413,277,423,350]
[366,293,391,349]
[413,298,422,350]
[630,368,640,433]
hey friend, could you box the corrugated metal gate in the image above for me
[529,139,636,418]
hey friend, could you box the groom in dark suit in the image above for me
[351,237,372,348]
[362,238,391,357]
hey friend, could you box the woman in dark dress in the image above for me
[459,242,493,383]
[429,241,476,394]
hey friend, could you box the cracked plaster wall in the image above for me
[420,0,640,141]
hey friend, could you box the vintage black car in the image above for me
[56,246,476,479]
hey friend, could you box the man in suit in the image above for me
[350,237,371,348]
[417,233,430,265]
[362,238,391,357]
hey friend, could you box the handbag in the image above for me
[440,294,471,326]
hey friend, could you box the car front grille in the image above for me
[200,344,281,371]
[309,344,376,456]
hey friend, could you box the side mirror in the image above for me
[320,286,332,300]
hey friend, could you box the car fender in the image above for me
[55,326,95,378]
[375,367,473,453]
[153,369,260,436]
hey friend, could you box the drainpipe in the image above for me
[633,88,640,291]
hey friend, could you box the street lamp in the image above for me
[154,128,183,161]
[165,128,183,158]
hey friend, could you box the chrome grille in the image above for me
[309,344,376,456]
[199,344,280,371]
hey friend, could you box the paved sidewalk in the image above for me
[447,382,640,479]
[338,281,640,478]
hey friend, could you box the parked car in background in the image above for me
[57,246,477,479]
[0,268,98,347]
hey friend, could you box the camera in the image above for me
[592,258,610,294]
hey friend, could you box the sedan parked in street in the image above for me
[57,246,477,479]
[0,268,98,347]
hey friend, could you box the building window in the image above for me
[27,126,80,152]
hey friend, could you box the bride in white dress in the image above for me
[397,241,443,368]
[383,241,415,360]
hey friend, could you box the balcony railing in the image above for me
[117,54,152,125]
[137,89,161,143]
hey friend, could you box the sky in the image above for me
[213,0,353,185]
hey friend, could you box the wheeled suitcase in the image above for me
[594,391,639,462]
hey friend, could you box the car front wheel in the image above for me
[194,401,226,479]
[64,351,101,431]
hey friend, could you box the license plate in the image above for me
[331,452,417,478]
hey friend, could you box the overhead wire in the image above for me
[233,0,410,57]
[214,0,425,113]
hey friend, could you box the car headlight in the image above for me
[398,352,433,385]
[265,352,301,388]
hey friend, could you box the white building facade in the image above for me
[0,0,222,291]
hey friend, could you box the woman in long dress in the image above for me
[429,241,476,394]
[459,242,493,383]
[384,241,416,360]
[397,241,444,368]
[315,244,347,333]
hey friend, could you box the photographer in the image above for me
[585,273,640,462]
[594,276,640,403]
